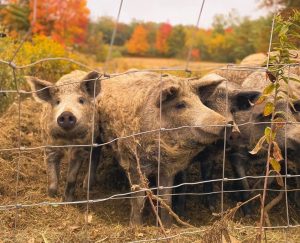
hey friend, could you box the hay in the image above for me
[0,98,300,242]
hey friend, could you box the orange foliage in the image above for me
[155,23,172,54]
[29,0,90,45]
[126,25,149,55]
[191,48,200,60]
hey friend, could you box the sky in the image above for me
[87,0,269,28]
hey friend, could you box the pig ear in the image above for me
[25,76,53,103]
[192,74,226,100]
[291,100,300,113]
[233,91,261,110]
[81,71,101,98]
[156,85,180,108]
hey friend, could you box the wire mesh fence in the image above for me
[0,0,300,242]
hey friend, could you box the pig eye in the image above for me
[293,102,300,113]
[175,102,186,109]
[78,97,85,104]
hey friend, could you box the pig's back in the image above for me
[97,71,160,140]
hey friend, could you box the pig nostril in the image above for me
[69,116,75,124]
[57,112,77,130]
[58,116,64,123]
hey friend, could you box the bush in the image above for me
[0,35,81,114]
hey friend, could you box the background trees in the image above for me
[1,0,298,63]
[126,24,149,55]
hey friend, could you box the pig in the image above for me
[242,71,300,99]
[212,68,253,86]
[191,73,300,214]
[173,74,261,215]
[177,74,300,215]
[97,71,232,226]
[26,70,101,201]
[240,53,267,66]
[287,124,300,207]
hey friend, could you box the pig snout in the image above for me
[57,111,77,130]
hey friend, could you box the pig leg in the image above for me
[127,168,145,226]
[64,148,87,201]
[295,160,300,208]
[173,171,186,217]
[159,174,174,227]
[83,145,101,190]
[229,151,252,215]
[200,156,216,212]
[46,148,64,197]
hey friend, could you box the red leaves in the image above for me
[29,0,90,46]
[155,23,172,54]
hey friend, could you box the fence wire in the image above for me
[0,1,300,242]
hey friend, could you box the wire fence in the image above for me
[0,0,300,242]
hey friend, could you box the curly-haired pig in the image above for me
[26,70,101,201]
[97,71,233,226]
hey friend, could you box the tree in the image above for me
[126,24,149,55]
[29,0,90,46]
[167,25,186,57]
[80,22,108,61]
[0,0,30,36]
[259,0,300,17]
[259,0,300,9]
[155,23,172,55]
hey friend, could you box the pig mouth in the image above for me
[193,126,225,140]
[182,128,224,149]
[50,125,89,141]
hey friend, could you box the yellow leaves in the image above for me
[263,83,275,95]
[264,102,274,116]
[269,157,281,173]
[255,95,267,105]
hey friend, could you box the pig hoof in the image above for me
[83,177,97,191]
[209,204,216,212]
[162,219,173,228]
[48,188,58,198]
[63,194,75,202]
[205,197,216,212]
[242,204,252,216]
[130,216,143,226]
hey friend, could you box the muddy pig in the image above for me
[26,70,101,201]
[97,71,232,226]
[173,74,261,215]
[193,73,300,214]
[191,73,300,214]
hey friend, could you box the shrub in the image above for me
[0,35,81,114]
